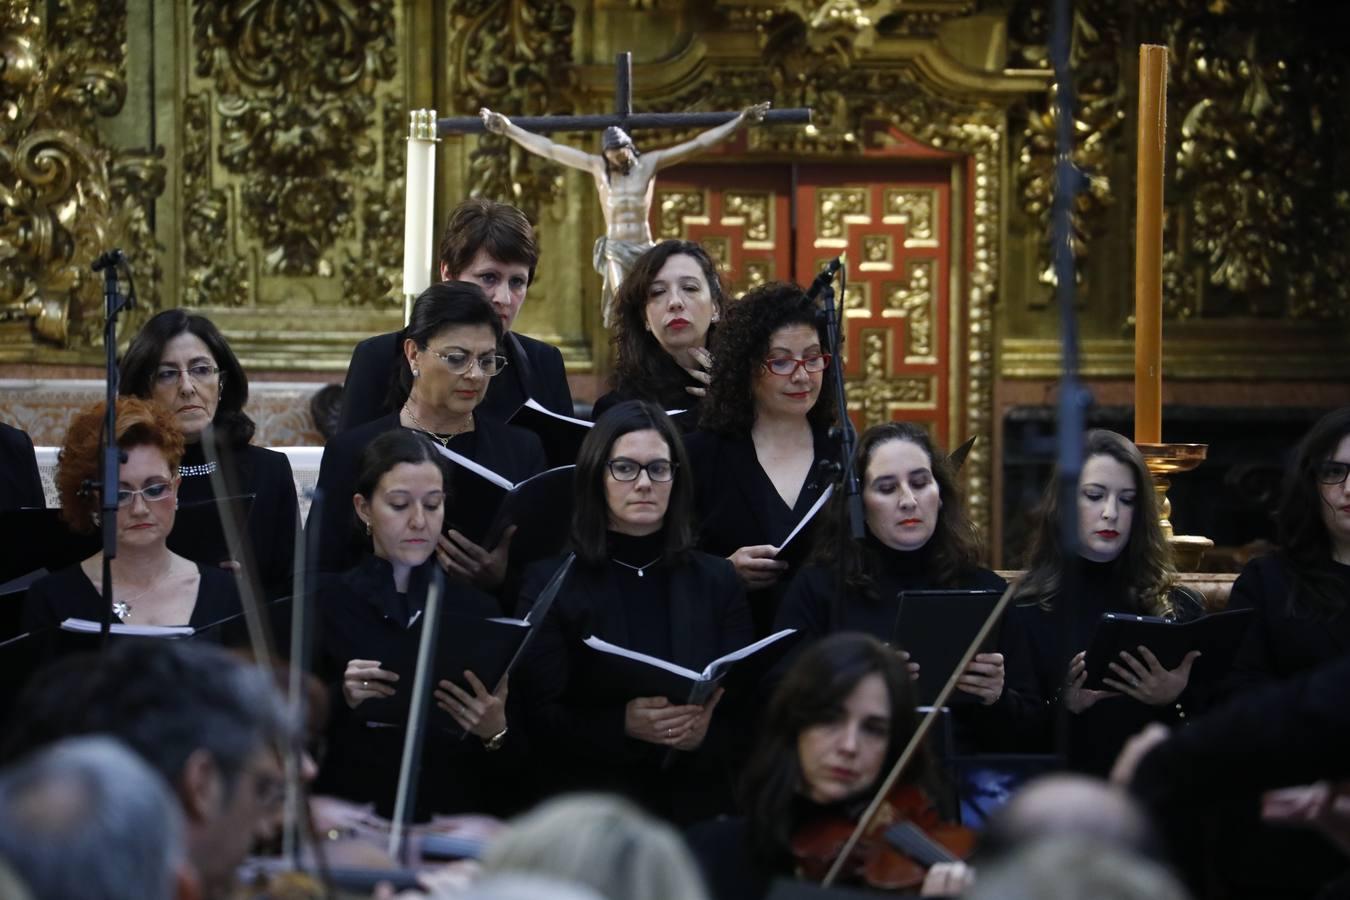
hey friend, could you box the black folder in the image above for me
[892,589,1004,707]
[1083,608,1254,691]
[507,399,594,469]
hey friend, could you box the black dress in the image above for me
[172,441,299,599]
[309,412,548,574]
[0,423,43,511]
[337,330,573,433]
[514,532,752,826]
[686,816,781,900]
[997,560,1206,774]
[313,555,530,820]
[684,428,836,635]
[22,562,241,635]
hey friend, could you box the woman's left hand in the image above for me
[435,671,507,740]
[438,526,515,590]
[1103,646,1199,706]
[670,688,724,751]
[682,347,713,398]
[956,652,1004,705]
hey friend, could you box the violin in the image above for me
[790,784,976,892]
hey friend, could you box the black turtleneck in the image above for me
[774,534,1007,642]
[607,529,674,661]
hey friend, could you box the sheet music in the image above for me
[776,484,835,552]
[431,443,515,490]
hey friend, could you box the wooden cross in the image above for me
[436,52,811,135]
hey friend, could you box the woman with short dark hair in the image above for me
[685,282,839,634]
[515,400,750,826]
[592,240,725,424]
[312,282,547,583]
[120,309,299,597]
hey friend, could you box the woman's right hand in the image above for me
[682,347,713,398]
[343,659,399,709]
[624,696,703,746]
[728,544,788,589]
[1063,650,1116,714]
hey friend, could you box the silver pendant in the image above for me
[638,568,645,578]
[112,601,131,622]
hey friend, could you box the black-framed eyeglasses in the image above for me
[116,482,175,507]
[1316,461,1350,486]
[428,347,508,377]
[761,353,831,377]
[154,364,221,385]
[606,458,676,482]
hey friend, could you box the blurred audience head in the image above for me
[966,835,1192,900]
[981,774,1158,862]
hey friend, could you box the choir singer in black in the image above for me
[515,400,751,826]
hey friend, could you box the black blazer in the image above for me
[309,412,548,573]
[337,330,573,432]
[514,550,752,825]
[0,423,44,511]
[173,442,299,600]
[313,555,530,819]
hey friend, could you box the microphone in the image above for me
[92,249,125,272]
[805,256,842,301]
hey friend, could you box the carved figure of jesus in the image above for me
[480,102,771,326]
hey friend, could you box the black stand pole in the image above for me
[93,250,132,646]
[812,259,864,603]
[1049,0,1092,762]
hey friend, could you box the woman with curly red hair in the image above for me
[22,397,239,633]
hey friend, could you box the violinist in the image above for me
[119,309,300,598]
[999,430,1205,774]
[687,632,970,900]
[1,639,293,900]
[774,421,1007,700]
[314,428,523,821]
[514,400,751,826]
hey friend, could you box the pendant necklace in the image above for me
[610,556,663,578]
[402,404,471,448]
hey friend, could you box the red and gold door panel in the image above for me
[653,160,960,448]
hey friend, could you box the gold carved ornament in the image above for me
[0,1,163,349]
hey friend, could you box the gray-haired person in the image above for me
[0,736,188,900]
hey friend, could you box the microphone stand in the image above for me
[93,250,133,646]
[812,260,864,604]
[1049,0,1091,763]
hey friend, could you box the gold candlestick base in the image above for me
[1137,442,1214,572]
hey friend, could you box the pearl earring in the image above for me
[365,521,372,536]
[412,368,420,378]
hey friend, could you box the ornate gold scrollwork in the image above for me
[884,260,935,359]
[657,190,709,239]
[191,0,399,290]
[883,188,938,246]
[448,0,578,222]
[722,192,773,246]
[0,1,164,349]
[848,331,934,425]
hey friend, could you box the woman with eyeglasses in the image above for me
[592,240,725,426]
[684,282,838,634]
[119,309,299,597]
[1173,411,1350,900]
[23,397,240,634]
[514,401,751,826]
[313,282,546,586]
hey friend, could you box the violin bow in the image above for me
[203,433,337,899]
[820,578,1019,886]
[388,564,445,860]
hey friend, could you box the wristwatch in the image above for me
[482,725,508,751]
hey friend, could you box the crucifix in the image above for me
[402,53,811,326]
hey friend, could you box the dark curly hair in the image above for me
[119,309,254,447]
[698,281,837,435]
[1275,406,1350,620]
[739,632,926,866]
[810,421,984,601]
[57,397,185,533]
[1014,430,1175,616]
[609,241,725,410]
